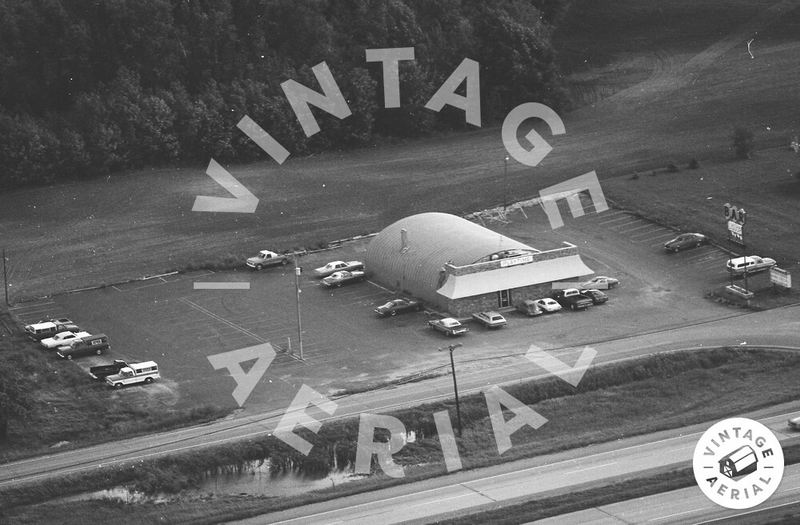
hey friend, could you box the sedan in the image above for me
[579,289,608,305]
[664,233,707,252]
[374,298,422,317]
[428,317,469,336]
[313,260,364,278]
[789,415,800,431]
[472,311,507,328]
[534,298,562,313]
[41,331,91,350]
[321,270,366,287]
[579,276,620,289]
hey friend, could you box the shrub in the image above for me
[666,162,679,173]
[630,173,639,180]
[732,127,754,159]
[688,158,700,169]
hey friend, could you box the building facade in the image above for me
[365,212,594,316]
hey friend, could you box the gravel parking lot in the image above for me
[9,203,747,413]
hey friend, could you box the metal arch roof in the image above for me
[365,213,535,302]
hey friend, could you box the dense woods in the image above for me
[0,0,569,187]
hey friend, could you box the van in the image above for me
[56,333,110,360]
[516,299,543,317]
[25,320,80,341]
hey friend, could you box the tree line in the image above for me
[0,0,570,187]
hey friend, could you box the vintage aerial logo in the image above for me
[693,417,784,509]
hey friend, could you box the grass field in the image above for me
[0,311,228,463]
[1,1,798,304]
[3,347,800,524]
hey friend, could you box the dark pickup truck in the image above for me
[550,288,594,311]
[89,360,128,380]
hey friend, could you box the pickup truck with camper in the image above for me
[725,255,776,275]
[550,288,594,311]
[25,319,81,341]
[89,360,129,380]
[106,361,160,388]
[246,250,290,270]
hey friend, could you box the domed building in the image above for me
[365,212,594,316]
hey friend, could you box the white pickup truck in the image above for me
[106,361,160,388]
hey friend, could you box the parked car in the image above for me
[40,330,91,350]
[550,288,593,311]
[313,260,364,278]
[246,250,290,270]
[533,298,562,313]
[664,233,707,252]
[24,320,81,341]
[428,317,469,336]
[788,415,800,431]
[472,311,507,328]
[579,276,620,289]
[374,298,422,317]
[321,270,366,287]
[56,333,110,360]
[726,255,776,275]
[516,299,543,317]
[579,289,608,305]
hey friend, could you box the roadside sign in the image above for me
[770,267,792,289]
[727,220,744,245]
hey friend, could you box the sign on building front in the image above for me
[770,267,792,289]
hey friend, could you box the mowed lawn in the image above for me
[1,0,799,301]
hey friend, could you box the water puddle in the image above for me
[61,459,368,504]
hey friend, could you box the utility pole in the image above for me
[503,156,509,211]
[2,248,8,306]
[439,343,463,436]
[294,253,304,360]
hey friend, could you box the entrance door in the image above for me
[498,289,511,308]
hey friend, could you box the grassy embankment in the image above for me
[3,347,800,524]
[0,313,228,464]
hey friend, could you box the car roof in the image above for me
[28,322,56,329]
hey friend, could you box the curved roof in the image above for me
[365,213,535,303]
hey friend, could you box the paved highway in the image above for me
[534,464,800,524]
[230,411,800,524]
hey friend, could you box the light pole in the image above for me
[2,248,8,306]
[439,342,463,437]
[503,156,509,211]
[293,253,304,360]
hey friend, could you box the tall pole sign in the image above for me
[724,203,746,247]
